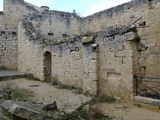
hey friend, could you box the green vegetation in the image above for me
[11,87,34,101]
[66,93,115,120]
[0,66,11,70]
[0,73,41,81]
[54,83,83,94]
[24,74,41,81]
[1,83,34,101]
[91,94,116,104]
[67,109,112,120]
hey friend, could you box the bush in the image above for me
[11,87,34,101]
[1,82,34,101]
[55,84,83,94]
[67,109,112,120]
[91,94,116,104]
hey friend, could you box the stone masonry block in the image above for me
[83,72,89,79]
[115,65,133,74]
[92,52,98,60]
[83,58,90,65]
[125,32,139,41]
[74,52,81,60]
[115,57,123,65]
[106,51,115,60]
[123,57,133,65]
[115,35,125,42]
[99,71,108,80]
[124,41,133,50]
[115,50,133,57]
[108,73,122,81]
[122,64,133,73]
[121,74,133,84]
[89,72,98,81]
[88,60,97,72]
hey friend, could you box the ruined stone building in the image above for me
[0,0,160,100]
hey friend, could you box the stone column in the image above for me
[82,36,98,95]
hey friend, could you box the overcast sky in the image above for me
[0,0,131,16]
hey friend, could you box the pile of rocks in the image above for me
[1,100,67,120]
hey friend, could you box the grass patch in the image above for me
[1,82,34,101]
[0,74,41,81]
[24,74,41,81]
[91,94,116,104]
[12,74,41,81]
[55,84,83,94]
[66,94,115,120]
[11,87,34,101]
[67,109,112,120]
[0,66,10,70]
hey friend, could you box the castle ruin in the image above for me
[0,0,160,100]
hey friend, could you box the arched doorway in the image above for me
[43,51,52,82]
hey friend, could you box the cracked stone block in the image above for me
[125,32,139,41]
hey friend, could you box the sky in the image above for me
[0,0,131,16]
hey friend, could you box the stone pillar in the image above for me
[82,36,98,95]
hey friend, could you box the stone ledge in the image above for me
[0,70,26,81]
[133,96,160,106]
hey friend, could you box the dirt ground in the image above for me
[92,102,160,120]
[0,78,91,113]
[0,78,160,120]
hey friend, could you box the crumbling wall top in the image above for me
[82,0,159,19]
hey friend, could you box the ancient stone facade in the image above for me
[0,0,160,100]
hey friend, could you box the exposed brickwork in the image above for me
[0,31,17,69]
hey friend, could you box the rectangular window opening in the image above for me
[0,11,3,15]
[62,34,67,37]
[48,33,54,36]
[12,32,17,35]
[1,31,5,34]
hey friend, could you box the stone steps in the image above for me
[0,70,26,80]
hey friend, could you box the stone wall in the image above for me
[4,0,41,31]
[80,0,160,99]
[1,0,160,100]
[18,21,99,95]
[22,10,81,39]
[95,28,139,99]
[0,13,5,30]
[18,21,44,79]
[51,40,83,88]
[18,0,160,99]
[81,0,160,77]
[0,31,18,69]
[18,10,82,82]
[0,0,41,69]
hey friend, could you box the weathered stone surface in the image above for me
[2,100,51,120]
[0,112,7,120]
[134,96,160,106]
[138,42,148,51]
[125,32,139,41]
[1,100,67,120]
[42,101,57,110]
[1,100,14,110]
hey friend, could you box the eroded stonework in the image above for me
[0,0,160,100]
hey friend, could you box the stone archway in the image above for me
[43,51,52,81]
